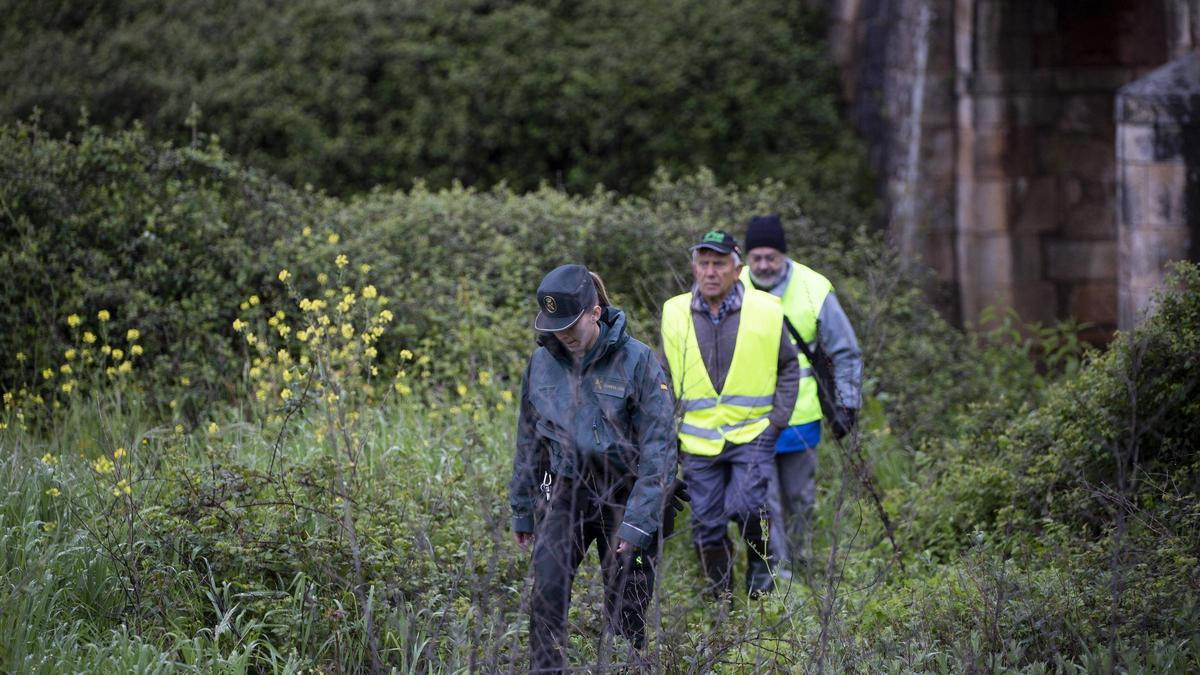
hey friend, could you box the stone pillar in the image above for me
[1115,51,1200,329]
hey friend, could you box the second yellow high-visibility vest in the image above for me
[740,260,832,427]
[661,288,783,456]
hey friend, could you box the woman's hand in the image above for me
[515,531,535,548]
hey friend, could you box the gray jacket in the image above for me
[751,260,863,409]
[661,281,800,432]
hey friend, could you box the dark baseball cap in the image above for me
[533,264,598,332]
[690,229,742,257]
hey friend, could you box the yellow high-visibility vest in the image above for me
[661,288,783,456]
[740,260,832,426]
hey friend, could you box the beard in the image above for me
[751,268,784,289]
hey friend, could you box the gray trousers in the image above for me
[766,448,817,564]
[681,432,775,547]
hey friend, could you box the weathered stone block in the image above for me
[1143,161,1188,226]
[1117,124,1158,162]
[1069,281,1118,325]
[1010,234,1045,280]
[1013,176,1059,233]
[1058,94,1114,133]
[972,179,1011,233]
[1038,135,1115,182]
[1063,200,1116,240]
[960,231,1014,289]
[1117,162,1148,227]
[1055,67,1142,94]
[1126,225,1193,277]
[1045,240,1118,281]
[1013,280,1060,324]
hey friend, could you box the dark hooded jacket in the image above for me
[509,307,676,550]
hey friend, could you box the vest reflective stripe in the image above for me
[741,261,831,426]
[662,289,783,456]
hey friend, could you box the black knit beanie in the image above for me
[744,215,787,253]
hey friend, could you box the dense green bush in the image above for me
[0,0,870,206]
[3,123,916,420]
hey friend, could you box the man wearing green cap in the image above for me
[660,230,799,598]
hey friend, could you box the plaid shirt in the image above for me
[691,280,745,325]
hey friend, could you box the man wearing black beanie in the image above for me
[740,214,863,572]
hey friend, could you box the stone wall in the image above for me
[822,0,1200,339]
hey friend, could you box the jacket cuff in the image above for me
[617,521,654,550]
[513,514,535,533]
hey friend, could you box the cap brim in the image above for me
[690,243,736,254]
[533,308,586,332]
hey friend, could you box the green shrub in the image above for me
[0,0,869,203]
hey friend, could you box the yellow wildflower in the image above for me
[97,309,111,322]
[249,295,260,306]
[92,456,115,474]
[41,453,57,466]
[111,348,124,361]
[456,383,468,397]
[65,349,76,360]
[43,522,56,532]
[59,363,71,374]
[341,324,354,339]
[61,381,74,393]
[501,390,514,403]
[180,376,190,386]
[101,345,111,355]
[395,382,412,396]
[335,254,348,268]
[327,233,339,245]
[16,351,25,361]
[105,366,117,378]
[280,388,292,400]
[67,314,81,327]
[479,370,492,386]
[207,422,219,435]
[174,424,184,435]
[318,272,329,285]
[112,479,132,497]
[246,333,257,346]
[126,328,140,342]
[297,330,309,342]
[131,344,143,356]
[46,487,60,497]
[113,447,127,460]
[365,346,378,359]
[277,324,290,338]
[278,269,291,282]
[255,389,267,401]
[232,318,245,332]
[400,349,413,361]
[302,226,312,237]
[118,361,133,374]
[83,332,96,344]
[362,285,378,299]
[359,263,371,274]
[42,368,53,380]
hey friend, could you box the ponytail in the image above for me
[589,271,611,308]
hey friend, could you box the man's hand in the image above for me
[831,407,858,439]
[614,538,634,556]
[515,531,535,548]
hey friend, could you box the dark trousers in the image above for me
[529,475,657,673]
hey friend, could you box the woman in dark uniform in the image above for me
[508,264,676,672]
